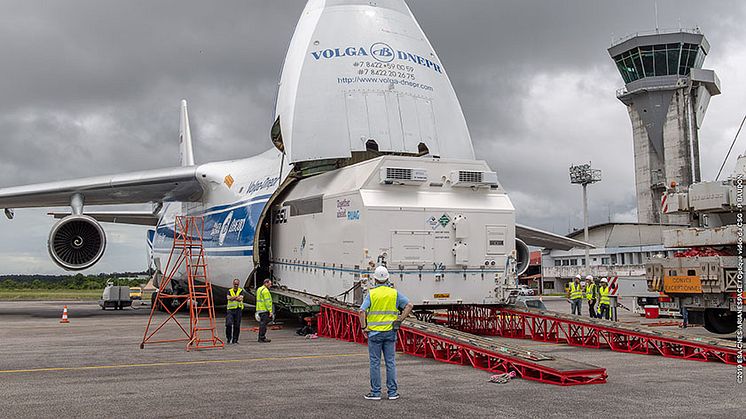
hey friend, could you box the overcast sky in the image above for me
[1,0,744,274]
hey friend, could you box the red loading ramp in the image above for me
[447,305,739,365]
[318,302,607,386]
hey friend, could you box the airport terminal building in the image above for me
[541,222,684,295]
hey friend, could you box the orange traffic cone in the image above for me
[60,306,70,323]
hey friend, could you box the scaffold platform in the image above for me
[446,305,739,365]
[318,302,607,386]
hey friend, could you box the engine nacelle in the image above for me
[514,238,530,276]
[48,215,107,271]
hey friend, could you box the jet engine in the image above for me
[514,238,530,276]
[48,215,107,270]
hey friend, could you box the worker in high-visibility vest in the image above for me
[568,275,583,315]
[226,278,246,344]
[585,275,597,318]
[256,278,274,343]
[359,266,413,401]
[598,278,611,320]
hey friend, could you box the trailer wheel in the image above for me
[703,309,737,334]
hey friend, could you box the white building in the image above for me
[541,222,684,296]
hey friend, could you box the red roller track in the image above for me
[446,305,739,365]
[318,302,607,386]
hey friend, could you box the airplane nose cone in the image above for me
[276,0,475,165]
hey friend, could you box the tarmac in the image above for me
[0,299,741,418]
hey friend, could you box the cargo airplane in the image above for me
[0,0,589,308]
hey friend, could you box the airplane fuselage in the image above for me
[151,148,521,308]
[152,149,288,291]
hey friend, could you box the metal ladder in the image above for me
[141,216,224,351]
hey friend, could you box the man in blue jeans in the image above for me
[359,266,414,401]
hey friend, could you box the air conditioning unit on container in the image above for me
[449,170,498,187]
[380,167,428,185]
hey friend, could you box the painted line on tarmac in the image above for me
[0,353,367,374]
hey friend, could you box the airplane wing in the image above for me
[516,224,594,250]
[0,166,203,212]
[48,211,159,226]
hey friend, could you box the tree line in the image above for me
[0,272,149,290]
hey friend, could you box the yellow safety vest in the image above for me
[570,283,583,300]
[367,286,399,332]
[586,283,596,300]
[256,285,273,313]
[227,287,244,310]
[599,286,610,306]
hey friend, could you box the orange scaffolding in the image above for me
[140,216,224,351]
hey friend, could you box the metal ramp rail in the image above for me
[447,305,739,365]
[318,302,607,386]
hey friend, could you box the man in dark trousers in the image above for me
[585,275,598,318]
[359,266,414,401]
[598,278,611,320]
[226,278,246,344]
[256,278,274,343]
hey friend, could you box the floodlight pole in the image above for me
[583,183,589,272]
[569,163,602,275]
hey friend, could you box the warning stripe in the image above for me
[661,194,668,213]
[608,276,618,295]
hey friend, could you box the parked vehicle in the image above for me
[517,285,535,296]
[514,296,546,310]
[100,282,132,310]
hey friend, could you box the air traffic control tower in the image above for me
[608,29,720,224]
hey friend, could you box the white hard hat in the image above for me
[373,266,390,282]
[601,278,608,283]
[585,275,593,280]
[574,274,581,280]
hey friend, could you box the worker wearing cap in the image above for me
[359,266,414,401]
[598,278,611,320]
[568,275,583,315]
[226,278,246,344]
[585,275,597,318]
[256,278,274,343]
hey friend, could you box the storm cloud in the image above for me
[1,0,744,274]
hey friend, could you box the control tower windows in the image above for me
[654,45,668,76]
[640,46,654,79]
[613,42,706,82]
[667,43,680,76]
[614,48,642,83]
[679,43,700,74]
